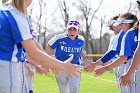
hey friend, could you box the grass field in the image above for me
[34,70,120,93]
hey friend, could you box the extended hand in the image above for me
[41,66,50,75]
[35,65,44,75]
[119,73,131,86]
[84,61,96,72]
[26,68,34,77]
[94,65,109,77]
[62,55,82,76]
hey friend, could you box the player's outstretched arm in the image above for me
[94,56,127,77]
[84,60,103,72]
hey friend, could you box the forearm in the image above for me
[106,56,127,69]
[46,44,54,56]
[22,39,64,70]
[34,39,45,52]
[80,50,90,63]
[95,60,104,66]
[28,49,64,69]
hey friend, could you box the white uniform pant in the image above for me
[134,64,140,93]
[25,64,35,92]
[114,66,119,87]
[117,59,135,93]
[56,71,81,93]
[0,60,28,93]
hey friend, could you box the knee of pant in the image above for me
[29,90,33,93]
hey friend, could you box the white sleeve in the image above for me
[10,10,33,41]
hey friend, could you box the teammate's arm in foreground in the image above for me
[94,56,127,76]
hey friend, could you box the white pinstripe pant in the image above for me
[55,70,81,93]
[134,64,140,93]
[117,59,135,93]
[0,60,28,93]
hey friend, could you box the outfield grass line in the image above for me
[82,74,116,84]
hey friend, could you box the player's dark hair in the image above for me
[110,15,119,20]
[120,12,138,36]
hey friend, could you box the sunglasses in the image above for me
[137,1,140,5]
[67,21,79,27]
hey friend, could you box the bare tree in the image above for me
[127,0,137,12]
[99,15,106,53]
[27,0,48,49]
[58,0,70,28]
[77,0,103,54]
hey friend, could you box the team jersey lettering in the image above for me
[61,46,82,53]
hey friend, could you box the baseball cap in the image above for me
[113,17,134,26]
[67,21,80,30]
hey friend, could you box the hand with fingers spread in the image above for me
[94,65,109,77]
[24,62,34,77]
[35,65,44,75]
[25,66,34,77]
[41,66,50,75]
[84,61,97,72]
[62,55,82,76]
[27,68,34,77]
[119,73,131,86]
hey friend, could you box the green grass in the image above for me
[34,70,120,93]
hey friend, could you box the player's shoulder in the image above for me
[77,34,85,41]
[126,28,136,37]
[5,4,27,20]
[52,33,68,40]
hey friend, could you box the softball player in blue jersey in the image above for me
[46,21,87,93]
[0,0,81,93]
[85,15,126,92]
[119,0,140,92]
[94,12,138,93]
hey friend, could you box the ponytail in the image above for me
[13,0,24,13]
[133,21,139,37]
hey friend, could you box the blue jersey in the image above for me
[48,33,85,65]
[100,30,125,63]
[138,22,140,41]
[120,27,138,60]
[0,5,33,62]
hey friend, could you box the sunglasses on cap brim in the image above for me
[67,21,79,27]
